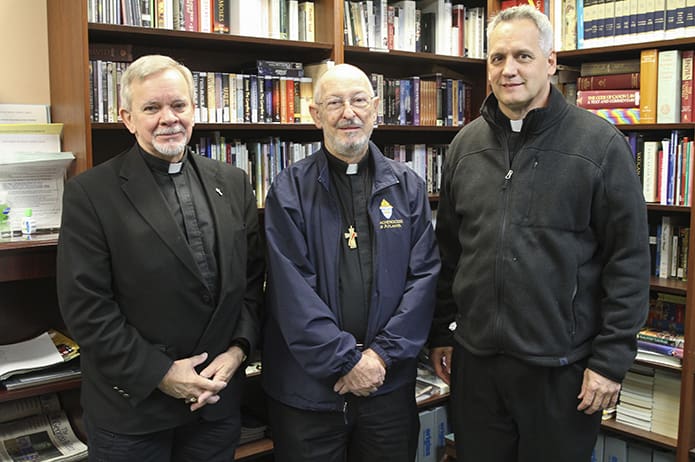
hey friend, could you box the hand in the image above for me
[577,368,621,415]
[333,348,386,397]
[157,352,228,411]
[430,347,453,385]
[189,346,246,411]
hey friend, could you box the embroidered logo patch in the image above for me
[379,199,393,219]
[379,199,403,229]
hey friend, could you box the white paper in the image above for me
[0,332,63,380]
[0,152,74,231]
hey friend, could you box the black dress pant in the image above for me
[450,345,602,462]
[268,383,419,462]
[84,413,240,462]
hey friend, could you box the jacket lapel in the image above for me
[119,146,204,284]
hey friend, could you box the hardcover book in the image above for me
[576,89,640,108]
[577,72,640,90]
[639,48,659,123]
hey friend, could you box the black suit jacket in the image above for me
[57,144,264,434]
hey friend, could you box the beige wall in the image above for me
[0,0,50,104]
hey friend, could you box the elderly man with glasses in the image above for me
[261,63,441,462]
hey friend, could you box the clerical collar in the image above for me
[325,148,371,176]
[510,119,523,132]
[139,147,188,175]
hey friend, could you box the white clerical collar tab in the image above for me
[168,162,183,174]
[510,119,523,132]
[346,163,358,175]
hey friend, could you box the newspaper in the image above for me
[0,394,62,424]
[0,411,87,461]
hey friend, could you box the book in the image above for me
[681,50,694,123]
[586,107,640,124]
[580,58,640,76]
[576,72,640,90]
[417,408,436,462]
[639,48,659,123]
[638,328,685,348]
[576,89,640,108]
[656,49,682,124]
[0,104,51,124]
[642,140,660,202]
[256,60,304,78]
[88,42,133,62]
[0,329,79,381]
[637,339,683,359]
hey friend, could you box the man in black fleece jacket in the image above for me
[429,5,649,462]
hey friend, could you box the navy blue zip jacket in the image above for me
[430,85,649,383]
[262,142,440,411]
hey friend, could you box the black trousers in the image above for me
[450,345,602,462]
[267,383,419,462]
[84,413,240,462]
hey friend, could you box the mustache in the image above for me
[154,126,186,136]
[337,119,363,129]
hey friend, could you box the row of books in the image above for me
[369,73,472,127]
[552,0,695,52]
[90,56,471,128]
[0,394,88,461]
[593,433,676,461]
[416,405,448,462]
[614,365,680,438]
[343,0,486,59]
[566,48,694,125]
[90,59,317,125]
[193,135,448,206]
[636,327,684,368]
[630,131,694,206]
[649,217,689,282]
[88,0,316,42]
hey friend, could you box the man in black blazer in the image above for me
[57,55,264,461]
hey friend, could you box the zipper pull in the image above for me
[503,169,513,189]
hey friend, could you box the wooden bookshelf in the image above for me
[601,418,678,451]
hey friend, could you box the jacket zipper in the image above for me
[493,168,514,350]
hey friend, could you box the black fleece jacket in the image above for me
[430,84,650,382]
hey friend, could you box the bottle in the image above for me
[0,190,10,239]
[21,208,36,235]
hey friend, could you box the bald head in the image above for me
[313,64,375,104]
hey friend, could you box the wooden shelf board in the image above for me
[650,276,688,295]
[234,437,273,460]
[0,377,81,403]
[601,418,678,450]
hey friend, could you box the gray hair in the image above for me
[120,55,195,111]
[487,5,554,56]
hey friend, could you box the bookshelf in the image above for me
[558,40,695,461]
[0,1,497,461]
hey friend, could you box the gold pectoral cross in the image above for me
[344,225,358,249]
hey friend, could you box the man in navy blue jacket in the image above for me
[262,63,440,462]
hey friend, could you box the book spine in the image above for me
[213,0,230,33]
[640,48,659,123]
[576,72,640,90]
[576,89,640,108]
[681,50,694,123]
[657,49,683,123]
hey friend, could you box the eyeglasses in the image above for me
[315,95,374,113]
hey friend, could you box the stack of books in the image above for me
[651,370,681,439]
[616,365,655,431]
[636,328,684,369]
[576,59,640,124]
